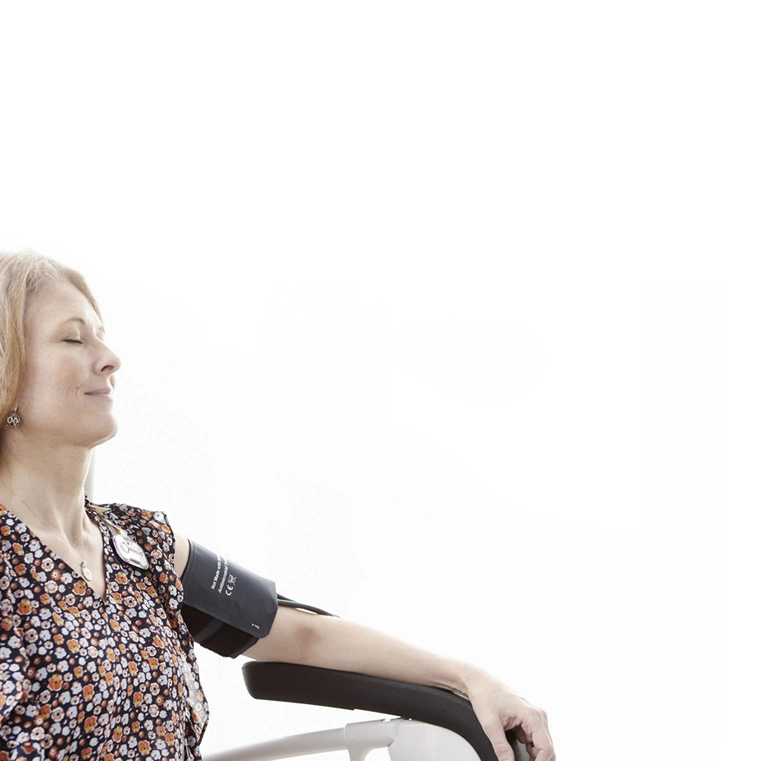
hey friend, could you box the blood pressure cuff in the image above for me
[180,540,278,658]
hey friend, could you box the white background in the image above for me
[1,3,765,760]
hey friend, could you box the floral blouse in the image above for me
[0,502,208,760]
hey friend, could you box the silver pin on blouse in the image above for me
[111,531,150,570]
[86,502,149,571]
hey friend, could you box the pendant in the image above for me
[81,562,93,581]
[112,533,150,570]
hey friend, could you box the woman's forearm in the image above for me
[303,614,481,694]
[248,606,497,699]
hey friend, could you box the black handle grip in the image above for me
[242,662,529,761]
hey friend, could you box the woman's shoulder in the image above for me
[89,501,176,551]
[90,502,185,589]
[88,500,170,525]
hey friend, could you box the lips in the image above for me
[85,388,113,397]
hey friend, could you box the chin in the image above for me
[81,419,119,448]
[96,423,119,446]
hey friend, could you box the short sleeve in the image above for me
[105,505,186,612]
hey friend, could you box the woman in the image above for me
[0,251,555,760]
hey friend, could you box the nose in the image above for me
[98,341,122,376]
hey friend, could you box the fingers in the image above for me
[467,675,555,761]
[520,707,556,761]
[479,718,516,761]
[483,721,555,761]
[501,709,554,761]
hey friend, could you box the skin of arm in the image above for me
[173,534,555,761]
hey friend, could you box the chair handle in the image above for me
[242,662,528,761]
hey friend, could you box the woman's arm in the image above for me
[245,605,555,761]
[174,532,191,577]
[173,535,555,761]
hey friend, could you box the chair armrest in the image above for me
[242,662,529,761]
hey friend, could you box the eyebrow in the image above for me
[60,317,106,337]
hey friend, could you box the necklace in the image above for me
[0,480,96,581]
[80,526,94,581]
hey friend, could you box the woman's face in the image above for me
[16,280,122,448]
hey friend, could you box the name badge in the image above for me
[111,532,150,570]
[86,503,150,571]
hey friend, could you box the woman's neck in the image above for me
[0,445,92,536]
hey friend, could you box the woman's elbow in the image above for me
[242,606,320,664]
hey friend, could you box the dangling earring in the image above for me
[5,408,20,428]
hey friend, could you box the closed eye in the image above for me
[63,339,84,344]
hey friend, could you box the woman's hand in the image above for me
[465,671,556,761]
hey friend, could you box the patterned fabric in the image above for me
[0,503,208,760]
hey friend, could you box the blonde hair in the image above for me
[0,250,102,425]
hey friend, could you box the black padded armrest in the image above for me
[242,662,528,761]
